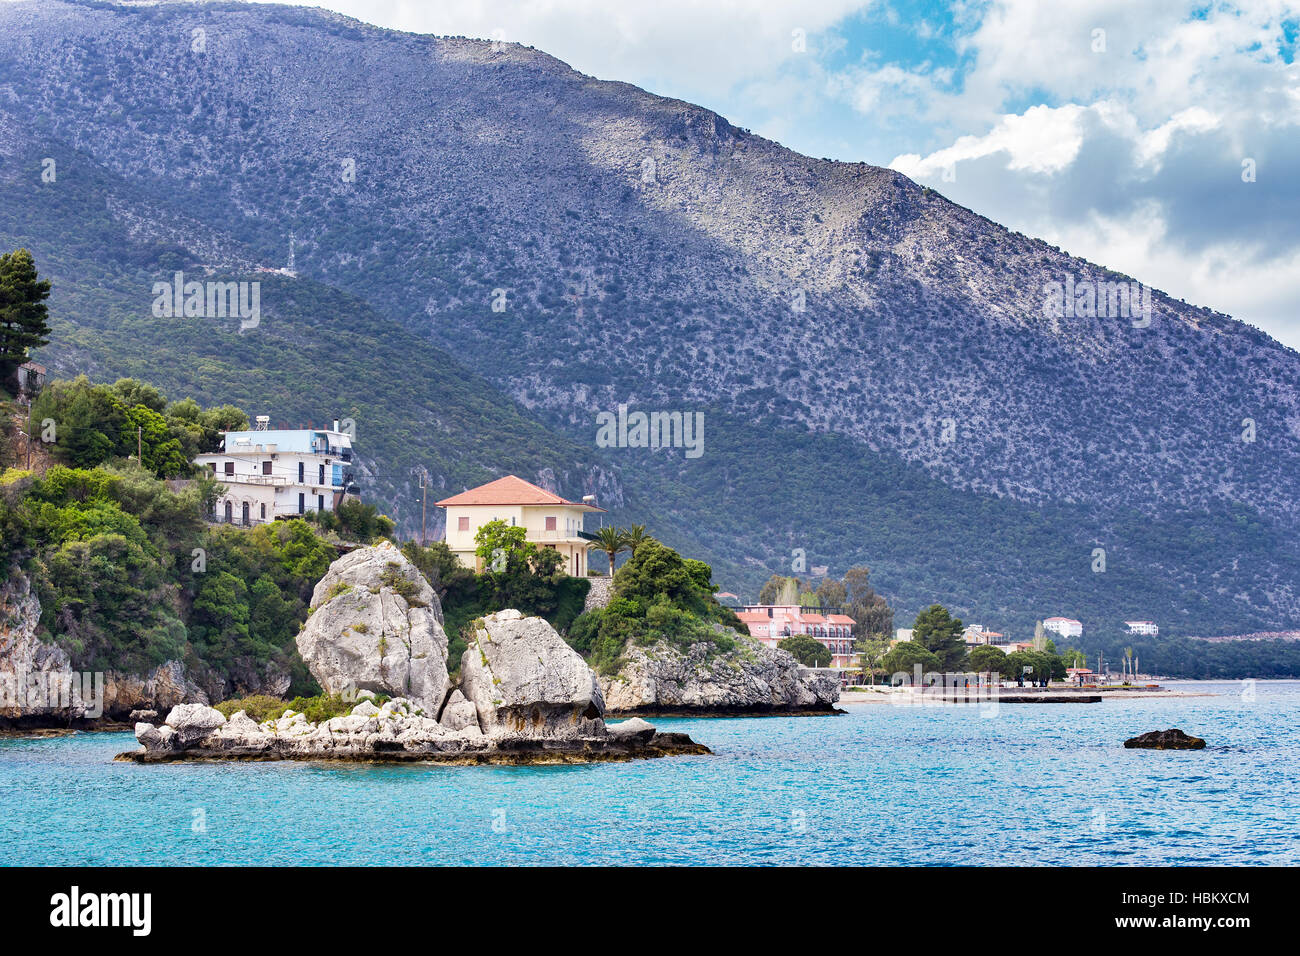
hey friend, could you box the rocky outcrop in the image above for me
[438,689,479,732]
[102,660,209,717]
[583,576,614,613]
[1,571,207,728]
[0,571,85,725]
[601,636,841,715]
[460,609,605,739]
[296,541,450,709]
[1124,728,1207,750]
[123,694,706,765]
[124,607,708,764]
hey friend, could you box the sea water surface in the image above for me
[2,680,1297,866]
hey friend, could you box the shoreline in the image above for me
[840,686,1218,703]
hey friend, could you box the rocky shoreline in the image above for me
[605,704,842,718]
[600,638,841,715]
[117,698,707,765]
[119,545,710,765]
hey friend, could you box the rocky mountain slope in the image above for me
[1,0,1298,637]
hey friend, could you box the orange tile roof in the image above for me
[801,613,827,624]
[736,612,770,624]
[826,614,856,625]
[435,475,604,510]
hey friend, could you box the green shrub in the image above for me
[215,692,386,724]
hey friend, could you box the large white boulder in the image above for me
[164,703,227,745]
[460,610,605,738]
[296,541,450,709]
[439,689,479,732]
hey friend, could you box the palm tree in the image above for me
[621,524,649,556]
[589,526,627,577]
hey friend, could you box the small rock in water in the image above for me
[1124,728,1206,750]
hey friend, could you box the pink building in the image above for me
[737,605,858,668]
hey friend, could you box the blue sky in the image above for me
[289,0,1300,348]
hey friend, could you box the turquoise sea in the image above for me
[2,680,1297,866]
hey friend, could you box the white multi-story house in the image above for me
[1125,620,1159,636]
[1043,617,1083,638]
[194,417,356,526]
[436,475,603,577]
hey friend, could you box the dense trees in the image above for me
[880,640,941,678]
[565,537,738,674]
[967,644,1010,676]
[30,375,246,478]
[912,604,967,670]
[0,249,51,392]
[1,458,344,690]
[779,634,832,667]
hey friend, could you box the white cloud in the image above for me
[892,103,1090,178]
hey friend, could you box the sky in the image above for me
[277,1,1297,347]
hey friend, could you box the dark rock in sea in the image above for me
[1124,728,1207,750]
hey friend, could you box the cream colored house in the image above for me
[436,475,603,576]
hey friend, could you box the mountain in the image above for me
[1,0,1298,641]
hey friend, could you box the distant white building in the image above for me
[893,628,914,644]
[1043,617,1083,638]
[1125,620,1159,636]
[194,417,356,526]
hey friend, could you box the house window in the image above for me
[298,493,304,514]
[260,503,266,520]
[224,461,234,475]
[458,516,470,532]
[545,516,557,531]
[262,461,272,475]
[298,462,305,483]
[317,494,324,512]
[224,500,232,522]
[319,463,325,485]
[241,502,250,527]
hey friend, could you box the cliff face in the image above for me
[0,569,208,727]
[2,0,1299,633]
[601,637,841,715]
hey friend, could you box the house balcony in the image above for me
[532,529,590,543]
[223,474,291,486]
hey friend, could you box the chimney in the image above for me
[333,418,340,432]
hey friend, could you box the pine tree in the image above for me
[0,249,52,392]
